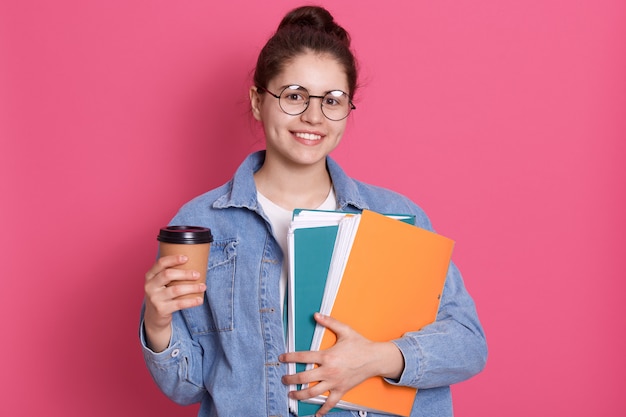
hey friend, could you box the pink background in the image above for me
[1,0,625,415]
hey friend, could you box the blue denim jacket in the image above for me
[140,151,487,417]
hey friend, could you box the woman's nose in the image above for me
[300,97,325,123]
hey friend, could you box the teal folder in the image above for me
[293,226,338,368]
[291,224,340,416]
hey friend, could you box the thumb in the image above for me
[314,312,352,338]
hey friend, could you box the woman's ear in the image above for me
[249,86,263,121]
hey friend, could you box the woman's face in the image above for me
[250,51,350,171]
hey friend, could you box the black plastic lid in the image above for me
[157,225,213,244]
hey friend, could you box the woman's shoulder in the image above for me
[170,181,234,224]
[328,157,433,230]
[184,182,231,208]
[349,178,434,231]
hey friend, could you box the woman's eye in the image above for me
[284,93,305,102]
[324,91,346,107]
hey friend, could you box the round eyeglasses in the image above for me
[258,85,356,121]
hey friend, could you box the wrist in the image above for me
[374,341,405,380]
[144,321,173,353]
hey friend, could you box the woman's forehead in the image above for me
[270,52,349,93]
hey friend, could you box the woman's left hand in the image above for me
[279,313,405,416]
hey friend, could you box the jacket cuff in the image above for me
[139,319,176,358]
[387,336,424,386]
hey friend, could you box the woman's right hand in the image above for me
[143,255,206,352]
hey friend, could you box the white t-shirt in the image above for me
[257,187,337,310]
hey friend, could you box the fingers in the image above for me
[166,281,206,298]
[143,255,207,352]
[281,353,343,403]
[281,362,321,387]
[144,255,206,320]
[284,374,342,417]
[156,289,205,314]
[287,378,331,401]
[315,390,343,416]
[145,254,190,283]
[145,275,206,307]
[282,315,377,416]
[145,255,205,292]
[280,350,322,367]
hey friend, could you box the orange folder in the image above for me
[315,210,454,416]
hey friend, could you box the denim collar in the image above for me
[213,151,369,212]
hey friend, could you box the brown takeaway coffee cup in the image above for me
[157,225,213,300]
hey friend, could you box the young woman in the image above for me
[140,6,487,417]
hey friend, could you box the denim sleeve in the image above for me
[139,305,206,405]
[388,260,487,389]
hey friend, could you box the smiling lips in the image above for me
[294,131,322,141]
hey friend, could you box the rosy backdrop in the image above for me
[1,0,625,415]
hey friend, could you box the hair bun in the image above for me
[254,5,358,99]
[278,6,351,47]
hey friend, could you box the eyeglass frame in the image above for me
[256,85,356,121]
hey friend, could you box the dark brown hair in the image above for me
[253,5,358,98]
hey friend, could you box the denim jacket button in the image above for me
[171,348,180,358]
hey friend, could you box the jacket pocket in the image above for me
[181,238,238,334]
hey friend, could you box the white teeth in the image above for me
[295,132,322,141]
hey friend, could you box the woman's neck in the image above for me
[254,159,332,212]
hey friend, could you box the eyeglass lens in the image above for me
[278,85,352,121]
